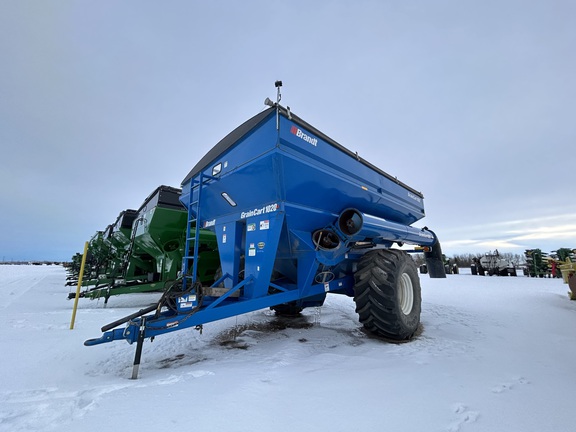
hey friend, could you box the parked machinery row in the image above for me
[66,186,219,304]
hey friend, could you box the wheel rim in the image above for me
[399,273,414,315]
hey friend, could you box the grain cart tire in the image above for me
[353,249,421,340]
[271,301,303,317]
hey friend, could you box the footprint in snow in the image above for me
[491,376,530,394]
[447,403,480,432]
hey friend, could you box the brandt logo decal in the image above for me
[407,192,422,203]
[290,125,318,147]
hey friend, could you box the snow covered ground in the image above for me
[0,264,574,432]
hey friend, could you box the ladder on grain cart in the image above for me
[182,171,218,291]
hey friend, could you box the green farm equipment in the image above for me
[68,186,219,303]
[524,249,549,277]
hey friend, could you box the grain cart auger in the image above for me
[86,85,446,378]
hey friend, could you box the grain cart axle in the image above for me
[86,87,445,377]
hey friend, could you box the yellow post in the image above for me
[70,241,89,330]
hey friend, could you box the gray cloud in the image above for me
[1,0,574,261]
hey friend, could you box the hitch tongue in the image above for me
[84,328,125,346]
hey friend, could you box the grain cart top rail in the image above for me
[86,88,445,378]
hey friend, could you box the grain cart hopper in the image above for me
[86,88,446,377]
[70,186,219,303]
[106,209,139,275]
[119,185,219,293]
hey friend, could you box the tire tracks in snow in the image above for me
[1,274,49,310]
[0,370,214,432]
[0,386,110,432]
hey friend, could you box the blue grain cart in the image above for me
[87,89,445,377]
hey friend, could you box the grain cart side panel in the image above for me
[277,114,426,227]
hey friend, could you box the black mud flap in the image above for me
[423,232,446,279]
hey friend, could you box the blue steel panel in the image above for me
[180,112,278,212]
[277,115,425,225]
[182,110,425,229]
[188,152,282,225]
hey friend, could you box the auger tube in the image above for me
[337,208,436,246]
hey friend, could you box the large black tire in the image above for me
[353,249,421,340]
[271,301,303,317]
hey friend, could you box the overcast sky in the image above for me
[1,0,575,262]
